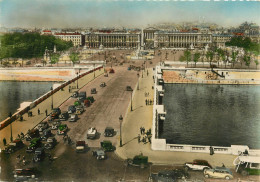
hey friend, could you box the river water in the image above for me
[0,81,55,122]
[161,84,260,149]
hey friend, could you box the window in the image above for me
[251,163,260,169]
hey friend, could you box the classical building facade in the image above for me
[85,32,140,49]
[54,32,83,46]
[154,31,212,49]
[212,34,232,48]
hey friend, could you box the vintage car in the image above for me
[87,127,97,139]
[4,139,24,154]
[204,167,234,180]
[69,114,78,122]
[57,124,68,135]
[51,108,61,119]
[92,148,106,160]
[76,141,86,153]
[104,127,115,137]
[91,88,97,94]
[26,138,41,153]
[184,159,212,171]
[59,111,69,121]
[100,82,106,87]
[44,137,57,150]
[68,105,76,114]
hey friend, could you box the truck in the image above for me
[125,154,149,168]
[87,127,97,139]
[234,156,260,176]
[4,139,24,154]
[76,141,86,153]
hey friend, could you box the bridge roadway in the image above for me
[0,59,258,181]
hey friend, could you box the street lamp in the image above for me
[9,112,13,142]
[76,72,79,89]
[119,115,123,147]
[50,87,53,109]
[130,90,133,111]
[137,72,140,90]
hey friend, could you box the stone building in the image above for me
[54,32,83,46]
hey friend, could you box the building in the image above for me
[85,32,140,49]
[54,32,83,46]
[154,31,212,49]
[212,34,233,48]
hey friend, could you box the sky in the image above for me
[0,0,259,28]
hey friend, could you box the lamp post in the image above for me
[9,112,13,142]
[50,87,53,109]
[76,72,79,89]
[130,90,133,111]
[137,72,140,90]
[93,63,95,78]
[119,115,123,147]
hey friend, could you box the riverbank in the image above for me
[0,67,93,81]
[162,67,260,84]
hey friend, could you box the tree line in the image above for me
[0,32,73,59]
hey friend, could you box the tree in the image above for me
[217,48,224,67]
[183,50,191,67]
[206,51,214,67]
[255,60,259,69]
[231,50,238,68]
[193,52,200,68]
[69,52,79,66]
[50,53,60,66]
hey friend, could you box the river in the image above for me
[0,81,55,122]
[161,84,260,149]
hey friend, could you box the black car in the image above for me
[51,108,61,119]
[68,105,76,114]
[126,86,133,91]
[149,169,189,182]
[59,111,69,121]
[71,91,79,98]
[33,148,45,162]
[91,88,97,94]
[104,127,115,137]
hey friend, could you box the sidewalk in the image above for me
[116,68,237,168]
[0,69,104,149]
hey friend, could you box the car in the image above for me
[51,108,61,119]
[37,122,49,132]
[76,141,86,153]
[91,88,97,94]
[100,82,106,87]
[44,137,57,150]
[40,128,52,141]
[204,167,234,180]
[87,96,95,103]
[126,86,133,91]
[25,129,40,141]
[76,106,84,114]
[87,127,97,139]
[172,169,190,180]
[34,64,42,67]
[68,105,76,114]
[57,124,68,135]
[51,121,61,130]
[78,91,87,101]
[104,73,108,77]
[26,138,41,153]
[4,139,24,154]
[33,147,45,162]
[104,127,115,137]
[92,148,106,160]
[149,170,178,182]
[184,159,212,171]
[100,140,116,152]
[71,91,79,98]
[69,114,78,122]
[126,154,149,168]
[13,168,37,180]
[59,111,69,121]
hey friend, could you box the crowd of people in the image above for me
[138,127,152,144]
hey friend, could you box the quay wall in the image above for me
[0,67,91,82]
[0,66,104,130]
[151,66,260,155]
[162,67,260,85]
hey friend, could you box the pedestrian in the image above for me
[138,134,141,143]
[3,138,6,146]
[28,112,30,117]
[45,109,48,116]
[18,134,20,139]
[145,99,148,105]
[69,86,71,93]
[210,146,214,155]
[21,132,24,139]
[148,136,151,143]
[142,127,145,135]
[38,108,40,115]
[16,154,21,160]
[140,127,142,134]
[143,137,147,144]
[149,99,152,105]
[23,159,26,166]
[22,156,25,160]
[147,70,149,76]
[20,115,23,121]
